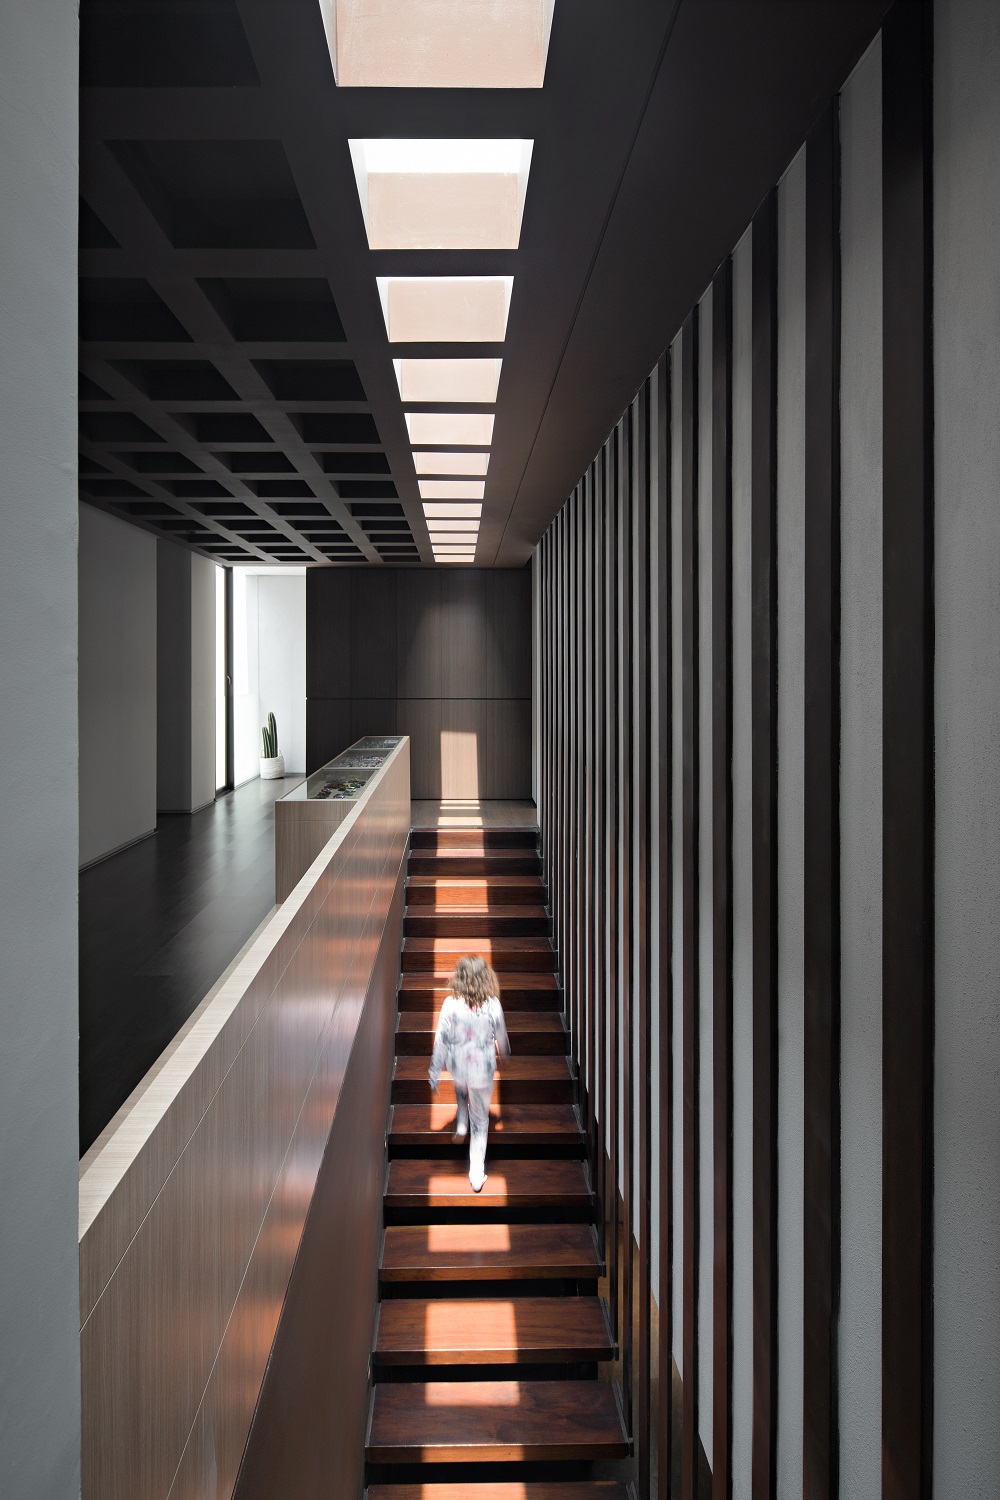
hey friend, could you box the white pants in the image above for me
[454,1082,493,1180]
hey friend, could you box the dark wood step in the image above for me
[366,1378,629,1464]
[406,874,546,907]
[402,936,556,974]
[410,828,538,851]
[389,1102,584,1150]
[393,1055,575,1105]
[384,1158,594,1213]
[399,972,561,1012]
[408,851,541,877]
[395,1010,567,1056]
[367,1484,631,1500]
[380,1222,603,1284]
[404,906,550,938]
[373,1295,614,1367]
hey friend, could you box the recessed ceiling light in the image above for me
[378,278,512,344]
[394,359,501,405]
[414,452,490,477]
[431,537,479,548]
[326,2,556,89]
[349,139,533,250]
[423,502,483,520]
[406,412,495,446]
[436,556,476,563]
[420,480,486,502]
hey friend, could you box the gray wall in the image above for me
[0,0,81,1495]
[933,0,1000,1489]
[306,567,532,800]
[79,503,157,867]
[156,540,216,813]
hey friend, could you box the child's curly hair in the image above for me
[449,954,501,1011]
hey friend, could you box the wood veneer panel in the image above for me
[441,568,489,697]
[366,1379,629,1464]
[396,697,443,800]
[380,1221,602,1282]
[305,697,352,773]
[750,188,779,1500]
[711,259,735,1500]
[440,697,488,799]
[881,5,934,1497]
[305,567,350,698]
[680,308,702,1500]
[351,697,398,745]
[803,98,842,1500]
[397,569,443,698]
[350,569,396,699]
[486,566,532,699]
[486,698,532,799]
[374,1296,613,1364]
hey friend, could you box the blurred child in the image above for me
[428,955,510,1192]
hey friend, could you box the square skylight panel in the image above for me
[423,503,483,520]
[349,140,533,250]
[378,278,512,344]
[394,359,501,405]
[326,1,555,89]
[406,412,494,447]
[414,452,490,477]
[420,480,486,502]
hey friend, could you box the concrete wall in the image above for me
[79,504,157,867]
[157,540,216,813]
[0,0,81,1495]
[933,0,1000,1489]
[257,573,306,775]
[838,34,884,1498]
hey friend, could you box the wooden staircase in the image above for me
[366,825,631,1496]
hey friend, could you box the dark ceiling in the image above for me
[79,0,890,568]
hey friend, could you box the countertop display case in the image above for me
[273,738,404,902]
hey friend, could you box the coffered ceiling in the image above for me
[79,0,889,568]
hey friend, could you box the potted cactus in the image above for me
[259,712,285,780]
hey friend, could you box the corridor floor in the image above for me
[78,776,300,1153]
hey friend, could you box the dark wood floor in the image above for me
[78,777,300,1155]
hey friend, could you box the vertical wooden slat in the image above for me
[680,307,702,1500]
[596,447,608,1257]
[881,4,935,1498]
[608,428,621,1347]
[656,349,674,1500]
[803,97,842,1500]
[586,463,597,1168]
[620,410,635,1436]
[636,381,653,1496]
[751,188,779,1500]
[711,259,735,1500]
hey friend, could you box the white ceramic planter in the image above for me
[260,754,285,781]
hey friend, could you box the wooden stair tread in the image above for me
[380,1222,602,1282]
[410,829,538,849]
[385,1157,593,1210]
[403,937,555,974]
[374,1296,613,1364]
[366,1379,629,1463]
[394,1056,572,1083]
[405,904,548,920]
[397,1010,565,1035]
[367,1485,630,1500]
[404,936,553,952]
[406,875,546,904]
[389,1102,583,1147]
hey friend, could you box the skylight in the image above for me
[326,1,556,89]
[406,412,495,447]
[349,140,534,250]
[414,452,490,477]
[422,503,483,520]
[419,480,487,501]
[378,278,512,344]
[394,359,501,405]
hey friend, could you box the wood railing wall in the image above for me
[78,740,410,1500]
